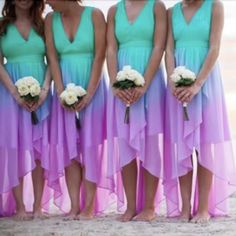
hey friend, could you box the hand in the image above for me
[168,80,177,96]
[31,89,49,111]
[75,94,92,112]
[13,93,32,112]
[131,86,147,104]
[113,88,133,105]
[175,83,202,103]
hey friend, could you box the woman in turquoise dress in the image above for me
[107,0,166,221]
[164,0,236,222]
[0,0,51,219]
[45,0,112,219]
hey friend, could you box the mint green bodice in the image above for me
[115,0,155,49]
[0,24,45,63]
[52,7,95,88]
[52,7,94,61]
[172,0,213,49]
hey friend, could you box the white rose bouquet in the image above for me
[113,65,145,124]
[15,76,41,125]
[60,83,87,129]
[170,66,196,121]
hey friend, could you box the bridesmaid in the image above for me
[107,0,167,221]
[0,0,51,219]
[164,0,236,222]
[45,0,112,219]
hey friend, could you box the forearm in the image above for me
[107,49,118,85]
[165,50,175,82]
[195,47,220,87]
[86,55,105,96]
[0,64,18,96]
[144,46,165,88]
[48,59,64,95]
[42,67,52,92]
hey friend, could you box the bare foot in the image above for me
[117,209,136,222]
[63,209,80,221]
[177,211,192,222]
[14,210,33,221]
[33,210,49,220]
[133,209,156,222]
[190,212,210,224]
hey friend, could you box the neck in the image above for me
[15,7,31,22]
[183,0,203,5]
[62,1,82,17]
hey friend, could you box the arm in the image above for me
[45,13,64,96]
[0,49,31,111]
[177,0,224,103]
[32,66,51,111]
[76,8,106,111]
[132,1,167,103]
[165,8,177,95]
[106,5,131,105]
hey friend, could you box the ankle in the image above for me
[143,206,155,211]
[16,205,26,213]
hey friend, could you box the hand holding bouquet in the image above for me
[15,76,41,125]
[170,66,196,121]
[60,83,87,129]
[113,65,145,124]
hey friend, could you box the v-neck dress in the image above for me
[107,0,166,212]
[164,0,236,217]
[0,24,51,216]
[49,7,113,214]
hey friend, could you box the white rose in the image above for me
[170,72,181,83]
[30,84,41,97]
[64,91,78,105]
[126,69,138,81]
[122,65,132,72]
[17,83,30,96]
[116,71,126,81]
[75,86,87,97]
[66,83,76,91]
[60,90,67,101]
[174,66,186,74]
[134,74,145,86]
[25,76,38,87]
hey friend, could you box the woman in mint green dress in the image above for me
[0,0,51,219]
[164,0,236,222]
[45,0,112,219]
[107,0,166,221]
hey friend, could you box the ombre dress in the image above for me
[48,7,113,214]
[107,0,166,212]
[164,0,236,217]
[0,24,51,216]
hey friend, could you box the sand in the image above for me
[1,196,236,236]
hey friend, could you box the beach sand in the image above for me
[1,196,236,236]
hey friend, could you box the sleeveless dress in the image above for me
[107,0,166,212]
[48,7,113,214]
[164,0,236,217]
[0,24,51,216]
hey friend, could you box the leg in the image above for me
[64,160,82,220]
[32,160,46,219]
[78,167,96,220]
[118,159,137,222]
[191,164,212,223]
[179,169,193,222]
[12,178,32,221]
[133,168,158,221]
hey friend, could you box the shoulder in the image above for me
[107,4,118,20]
[90,7,105,21]
[212,0,224,15]
[154,0,166,12]
[45,12,54,25]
